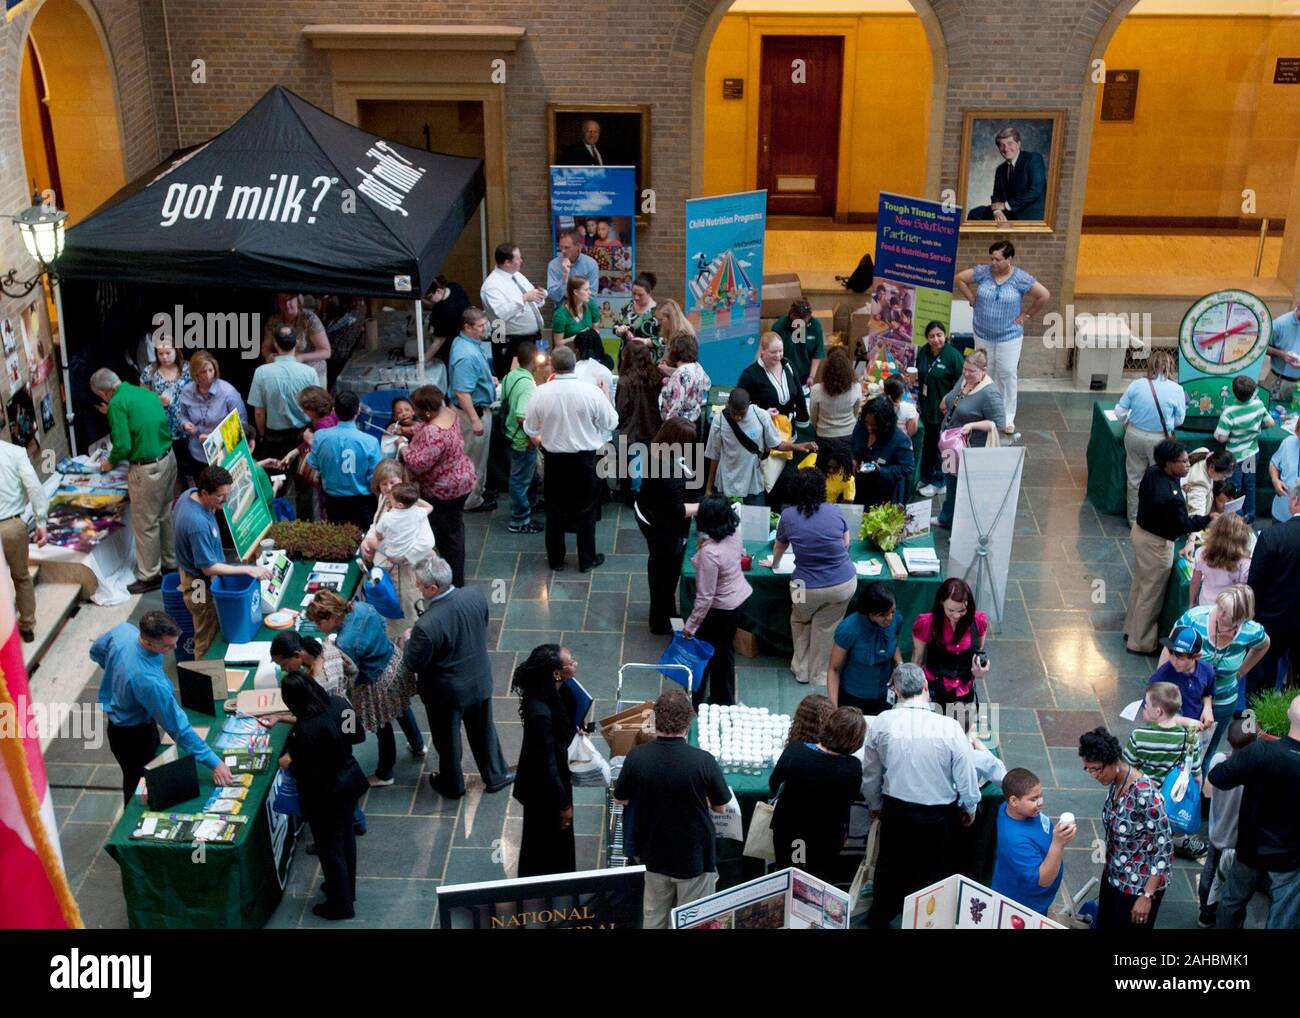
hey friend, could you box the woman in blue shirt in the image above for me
[851,396,915,507]
[304,592,425,786]
[955,240,1050,436]
[826,583,903,715]
[1114,349,1186,527]
[1268,416,1300,522]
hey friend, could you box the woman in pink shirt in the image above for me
[683,495,753,706]
[1190,512,1252,608]
[400,385,476,588]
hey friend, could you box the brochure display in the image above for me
[671,867,849,930]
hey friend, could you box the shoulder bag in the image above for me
[1147,379,1174,440]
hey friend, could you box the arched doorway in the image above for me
[691,0,946,286]
[18,0,127,224]
[1073,0,1300,310]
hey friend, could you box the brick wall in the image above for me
[2,0,1148,394]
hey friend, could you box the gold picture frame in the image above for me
[547,102,651,224]
[957,111,1064,234]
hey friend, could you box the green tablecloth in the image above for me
[679,533,941,658]
[1086,400,1283,518]
[105,559,362,929]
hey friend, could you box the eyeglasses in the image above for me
[1082,763,1106,776]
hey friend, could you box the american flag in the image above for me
[0,569,82,928]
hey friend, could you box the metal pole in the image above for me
[414,299,426,386]
[1254,217,1268,278]
[478,197,488,281]
[52,277,76,457]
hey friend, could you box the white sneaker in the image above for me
[918,483,939,497]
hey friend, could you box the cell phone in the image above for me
[974,651,989,669]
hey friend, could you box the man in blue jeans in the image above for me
[501,340,544,534]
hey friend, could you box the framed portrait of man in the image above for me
[957,112,1063,233]
[547,103,650,212]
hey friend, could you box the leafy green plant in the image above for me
[1247,687,1298,738]
[860,503,907,552]
[268,520,363,562]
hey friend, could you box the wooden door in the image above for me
[758,35,843,217]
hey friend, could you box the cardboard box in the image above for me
[734,628,760,659]
[850,302,876,347]
[599,701,656,758]
[761,273,802,319]
[834,296,871,336]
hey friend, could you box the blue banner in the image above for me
[684,190,767,385]
[870,192,960,370]
[550,166,636,349]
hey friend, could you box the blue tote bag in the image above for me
[657,633,714,692]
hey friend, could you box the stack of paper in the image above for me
[854,560,883,577]
[224,642,273,668]
[901,547,941,575]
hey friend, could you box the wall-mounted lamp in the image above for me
[0,195,67,298]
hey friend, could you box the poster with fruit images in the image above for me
[904,874,1065,930]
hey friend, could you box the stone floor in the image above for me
[48,389,1268,928]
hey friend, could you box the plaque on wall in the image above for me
[1275,58,1300,84]
[1100,70,1139,121]
[723,78,744,100]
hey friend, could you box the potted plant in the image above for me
[860,503,907,552]
[267,520,364,562]
[1246,687,1297,741]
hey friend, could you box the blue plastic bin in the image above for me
[358,388,412,441]
[160,572,196,662]
[211,573,262,645]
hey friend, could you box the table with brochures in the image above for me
[105,560,361,929]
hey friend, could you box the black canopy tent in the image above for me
[54,85,485,452]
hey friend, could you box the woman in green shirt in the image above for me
[551,276,602,348]
[916,321,966,495]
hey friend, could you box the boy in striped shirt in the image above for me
[1124,681,1207,859]
[1213,374,1275,523]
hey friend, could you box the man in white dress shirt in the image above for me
[480,241,546,378]
[861,663,982,929]
[0,440,48,642]
[523,346,619,572]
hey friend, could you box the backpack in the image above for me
[839,253,875,293]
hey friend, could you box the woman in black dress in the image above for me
[511,644,577,878]
[634,416,701,634]
[769,706,866,881]
[736,331,809,426]
[279,671,369,920]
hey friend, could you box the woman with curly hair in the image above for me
[401,384,476,587]
[785,693,833,748]
[658,332,712,433]
[305,591,425,788]
[511,644,576,877]
[809,346,860,443]
[684,495,752,706]
[852,395,915,507]
[1189,512,1252,608]
[761,468,856,687]
[1079,726,1173,930]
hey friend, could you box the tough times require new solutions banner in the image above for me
[872,192,960,353]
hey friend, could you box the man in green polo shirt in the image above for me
[91,368,177,594]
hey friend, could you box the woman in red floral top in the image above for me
[401,385,476,587]
[1079,726,1173,930]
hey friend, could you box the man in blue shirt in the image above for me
[545,228,599,305]
[94,612,233,802]
[992,767,1075,915]
[449,308,499,513]
[307,390,381,530]
[248,326,319,462]
[175,465,272,657]
[1265,296,1300,404]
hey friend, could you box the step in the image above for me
[22,582,82,675]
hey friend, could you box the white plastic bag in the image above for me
[568,732,611,787]
[712,789,744,842]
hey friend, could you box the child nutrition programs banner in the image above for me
[203,409,273,560]
[684,189,767,385]
[872,193,960,360]
[550,165,636,359]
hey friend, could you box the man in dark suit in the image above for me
[558,118,605,166]
[968,127,1047,222]
[1245,484,1300,698]
[403,553,514,799]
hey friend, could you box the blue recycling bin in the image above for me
[160,572,195,662]
[358,388,412,441]
[211,574,262,645]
